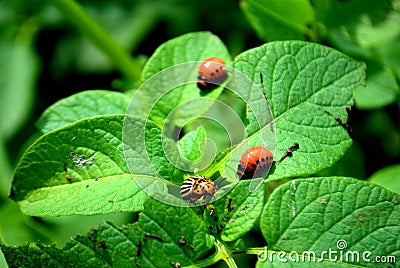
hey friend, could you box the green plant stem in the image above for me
[241,247,267,255]
[216,239,238,268]
[48,0,142,81]
[184,239,238,268]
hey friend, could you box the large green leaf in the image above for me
[10,115,183,216]
[260,177,400,267]
[130,32,232,131]
[1,198,215,267]
[36,90,131,133]
[241,0,315,41]
[140,31,231,84]
[233,41,366,180]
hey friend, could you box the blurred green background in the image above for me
[0,0,399,266]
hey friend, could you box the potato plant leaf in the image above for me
[36,90,131,133]
[241,0,315,41]
[211,180,265,242]
[177,126,210,171]
[10,115,182,216]
[368,164,400,195]
[1,198,215,267]
[353,63,399,110]
[131,31,232,130]
[234,41,366,181]
[260,177,400,267]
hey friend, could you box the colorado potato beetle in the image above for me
[180,175,217,204]
[197,57,227,90]
[237,146,274,180]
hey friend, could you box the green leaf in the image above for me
[131,32,232,131]
[369,164,400,195]
[177,126,211,171]
[0,24,39,140]
[241,0,315,41]
[321,0,400,53]
[317,0,395,36]
[11,115,182,216]
[260,177,400,267]
[141,31,231,85]
[234,41,366,180]
[354,11,400,49]
[14,175,148,216]
[0,248,5,268]
[317,142,366,179]
[184,90,248,154]
[376,39,400,80]
[211,180,265,242]
[178,126,207,162]
[1,198,215,267]
[36,90,131,133]
[353,62,399,110]
[320,1,400,110]
[134,198,215,266]
[143,120,184,184]
[0,198,51,245]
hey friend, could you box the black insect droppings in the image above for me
[179,236,186,246]
[88,228,98,242]
[136,241,142,256]
[144,233,164,242]
[227,198,234,213]
[97,240,107,249]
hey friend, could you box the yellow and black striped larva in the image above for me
[180,175,217,204]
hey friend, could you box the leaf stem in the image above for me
[216,239,238,268]
[184,239,238,268]
[239,246,267,255]
[48,0,142,81]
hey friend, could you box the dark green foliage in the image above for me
[1,1,399,267]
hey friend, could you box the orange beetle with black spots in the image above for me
[197,57,227,90]
[237,146,274,180]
